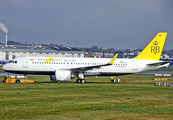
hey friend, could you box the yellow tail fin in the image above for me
[133,32,167,60]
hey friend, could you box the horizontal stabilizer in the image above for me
[147,61,170,67]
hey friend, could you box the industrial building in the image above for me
[91,51,171,59]
[0,45,85,60]
[91,52,140,58]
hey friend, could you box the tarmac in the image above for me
[134,71,173,75]
[0,72,22,76]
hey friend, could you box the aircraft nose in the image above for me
[2,64,8,71]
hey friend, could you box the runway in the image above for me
[134,71,173,75]
[0,72,22,76]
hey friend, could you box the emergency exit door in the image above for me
[132,60,137,70]
[23,58,28,68]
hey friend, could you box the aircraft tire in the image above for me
[81,79,86,83]
[76,79,81,83]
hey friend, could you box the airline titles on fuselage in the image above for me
[37,58,77,62]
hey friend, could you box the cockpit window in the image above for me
[9,61,14,63]
[9,60,17,64]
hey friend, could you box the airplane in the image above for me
[2,32,170,83]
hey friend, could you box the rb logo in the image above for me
[151,41,160,54]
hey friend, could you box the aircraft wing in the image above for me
[61,54,118,72]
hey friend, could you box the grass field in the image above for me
[0,75,173,120]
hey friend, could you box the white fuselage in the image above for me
[2,56,164,76]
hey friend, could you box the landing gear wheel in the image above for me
[81,79,86,83]
[76,79,86,83]
[76,79,81,83]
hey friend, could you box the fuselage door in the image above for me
[23,58,28,68]
[132,60,137,70]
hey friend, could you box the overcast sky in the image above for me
[0,0,173,50]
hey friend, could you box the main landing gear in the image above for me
[76,73,86,83]
[76,79,86,83]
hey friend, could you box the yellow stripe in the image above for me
[44,58,54,63]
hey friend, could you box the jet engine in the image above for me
[50,70,75,81]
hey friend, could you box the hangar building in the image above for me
[0,45,85,60]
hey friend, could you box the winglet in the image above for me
[44,58,54,63]
[109,54,118,64]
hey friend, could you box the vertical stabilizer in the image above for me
[133,32,167,60]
